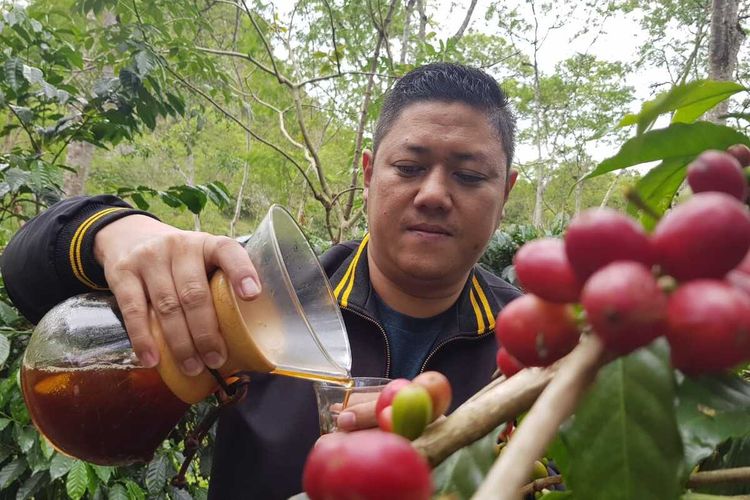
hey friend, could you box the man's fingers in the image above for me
[204,236,261,300]
[107,271,158,368]
[172,239,226,369]
[337,400,378,431]
[142,263,202,376]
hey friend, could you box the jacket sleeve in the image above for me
[1,195,158,323]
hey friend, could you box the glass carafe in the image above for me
[21,205,352,465]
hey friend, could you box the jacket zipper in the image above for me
[341,306,392,377]
[419,331,493,374]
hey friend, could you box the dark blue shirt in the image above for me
[373,293,454,379]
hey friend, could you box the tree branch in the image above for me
[195,46,280,81]
[321,0,342,75]
[343,0,400,238]
[240,0,289,87]
[689,467,750,488]
[412,364,557,468]
[167,69,326,207]
[451,0,478,41]
[472,335,609,500]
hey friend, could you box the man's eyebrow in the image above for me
[405,144,430,155]
[451,151,489,163]
[404,145,489,163]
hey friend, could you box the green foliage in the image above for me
[619,80,746,135]
[560,342,684,500]
[676,375,750,472]
[480,221,567,287]
[587,82,750,228]
[432,424,503,499]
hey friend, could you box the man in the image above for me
[2,62,520,498]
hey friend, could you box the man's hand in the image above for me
[94,215,261,376]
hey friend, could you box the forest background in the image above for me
[7,0,749,247]
[1,0,750,499]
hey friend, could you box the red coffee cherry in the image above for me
[652,192,750,281]
[727,144,750,167]
[303,430,432,500]
[565,208,655,282]
[514,238,581,303]
[496,347,525,378]
[581,261,667,355]
[495,295,580,367]
[687,150,747,201]
[666,280,750,375]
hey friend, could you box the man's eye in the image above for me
[455,171,486,184]
[395,164,424,176]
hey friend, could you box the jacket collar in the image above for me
[329,236,500,336]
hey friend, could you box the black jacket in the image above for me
[1,197,521,499]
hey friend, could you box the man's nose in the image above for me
[413,168,453,211]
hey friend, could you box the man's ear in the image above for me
[362,149,374,203]
[505,168,518,199]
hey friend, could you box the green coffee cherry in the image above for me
[391,384,433,440]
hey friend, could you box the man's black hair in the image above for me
[373,62,516,169]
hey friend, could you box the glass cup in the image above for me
[313,377,391,434]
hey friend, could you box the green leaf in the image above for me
[166,93,185,116]
[108,483,128,500]
[8,105,33,125]
[619,80,746,134]
[561,342,684,500]
[539,493,573,500]
[39,437,54,460]
[4,58,24,90]
[672,82,746,124]
[0,458,27,489]
[89,464,115,485]
[0,334,10,368]
[134,51,158,77]
[626,157,689,230]
[172,186,207,214]
[171,487,193,500]
[0,419,10,432]
[92,77,119,97]
[90,464,113,485]
[14,425,36,454]
[123,479,146,500]
[66,461,88,500]
[432,424,502,498]
[130,192,150,210]
[676,374,750,471]
[16,471,48,500]
[682,495,744,500]
[49,454,74,481]
[158,192,182,208]
[119,69,141,93]
[21,64,43,85]
[587,122,750,178]
[146,454,169,495]
[203,182,231,208]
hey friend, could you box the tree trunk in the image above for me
[417,0,427,42]
[452,0,478,41]
[574,178,583,215]
[62,10,117,198]
[400,0,416,64]
[707,0,744,123]
[63,141,94,196]
[531,10,545,229]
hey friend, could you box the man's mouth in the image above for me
[408,223,452,236]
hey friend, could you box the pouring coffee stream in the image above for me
[20,205,353,468]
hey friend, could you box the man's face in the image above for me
[363,101,517,293]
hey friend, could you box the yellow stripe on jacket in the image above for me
[69,207,125,290]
